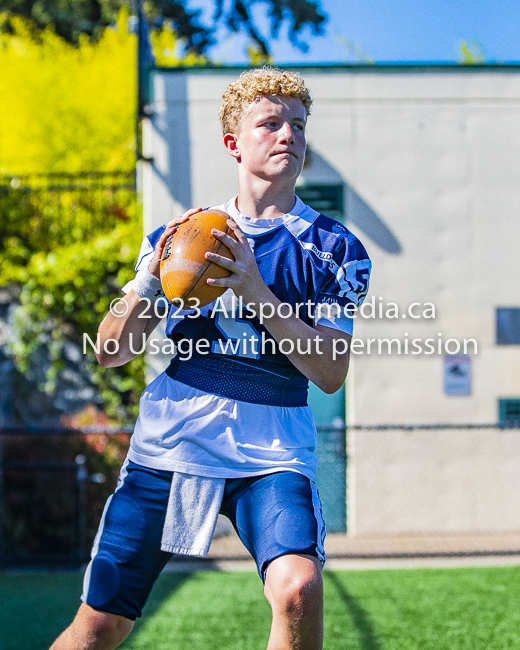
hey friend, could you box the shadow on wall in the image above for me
[153,74,193,214]
[301,147,402,255]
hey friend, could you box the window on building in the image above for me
[496,308,520,344]
[499,398,520,423]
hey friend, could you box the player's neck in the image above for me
[236,180,296,219]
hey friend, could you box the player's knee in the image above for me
[265,556,323,613]
[83,554,122,611]
[81,554,135,646]
[286,572,322,613]
[75,604,134,648]
[91,611,133,646]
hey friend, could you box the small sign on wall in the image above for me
[444,354,471,396]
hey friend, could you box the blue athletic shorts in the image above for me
[82,460,326,620]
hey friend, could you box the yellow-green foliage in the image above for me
[0,10,211,175]
[459,40,485,65]
[10,215,147,421]
[151,21,208,67]
[0,181,146,422]
[0,13,210,421]
[0,10,136,174]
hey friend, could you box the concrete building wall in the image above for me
[142,66,520,535]
[349,428,520,535]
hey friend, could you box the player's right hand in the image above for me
[148,208,202,278]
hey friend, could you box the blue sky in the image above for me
[189,0,520,64]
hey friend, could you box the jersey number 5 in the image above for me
[211,298,261,359]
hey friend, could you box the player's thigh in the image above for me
[220,471,326,582]
[82,460,173,621]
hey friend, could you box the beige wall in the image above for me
[348,427,520,535]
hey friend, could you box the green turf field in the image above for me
[2,566,520,649]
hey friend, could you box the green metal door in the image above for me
[308,383,346,533]
[297,182,347,532]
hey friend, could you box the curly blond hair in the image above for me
[219,67,312,135]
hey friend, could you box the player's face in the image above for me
[232,95,307,183]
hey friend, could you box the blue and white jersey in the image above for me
[130,196,371,408]
[124,196,370,480]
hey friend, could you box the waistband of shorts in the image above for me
[165,354,308,407]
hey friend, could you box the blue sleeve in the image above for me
[121,225,166,293]
[315,232,371,335]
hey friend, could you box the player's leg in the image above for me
[50,603,133,650]
[221,471,326,650]
[50,460,174,650]
[264,553,323,650]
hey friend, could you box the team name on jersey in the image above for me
[298,241,333,261]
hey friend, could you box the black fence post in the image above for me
[76,454,88,562]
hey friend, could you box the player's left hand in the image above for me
[205,219,269,305]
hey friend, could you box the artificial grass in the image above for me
[1,565,520,649]
[322,567,520,649]
[0,572,85,650]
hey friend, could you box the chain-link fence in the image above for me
[3,423,520,567]
[205,423,520,563]
[338,422,520,558]
[0,427,131,568]
[0,171,136,252]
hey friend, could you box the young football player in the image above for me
[51,67,371,650]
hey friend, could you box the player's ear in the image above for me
[224,133,241,160]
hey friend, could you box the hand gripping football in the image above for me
[160,209,237,307]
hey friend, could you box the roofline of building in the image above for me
[152,62,520,74]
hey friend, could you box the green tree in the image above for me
[0,11,200,423]
[0,8,207,175]
[2,0,327,58]
[459,40,485,65]
[0,10,136,174]
[1,179,145,423]
[0,8,213,423]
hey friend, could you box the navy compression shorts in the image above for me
[81,460,326,620]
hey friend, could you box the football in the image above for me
[160,209,237,307]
